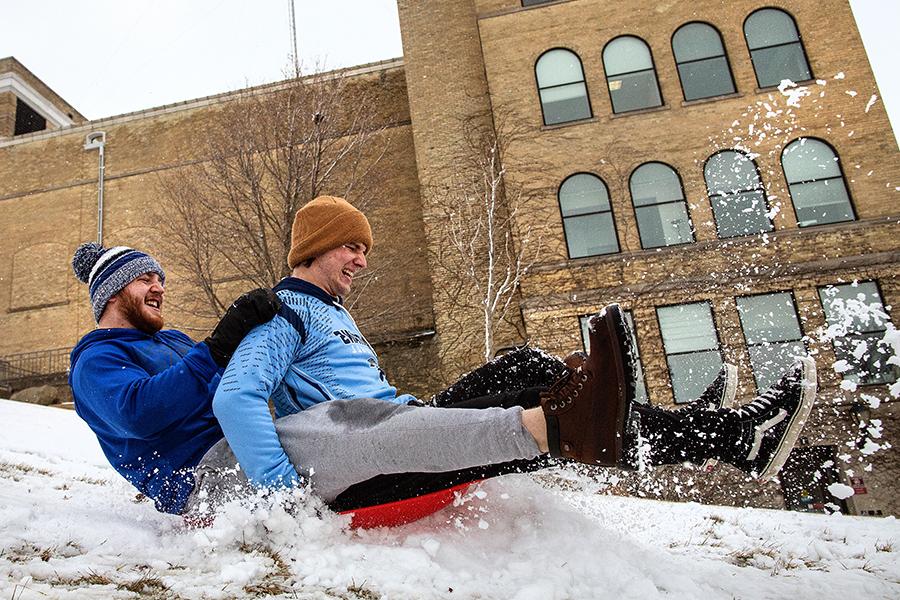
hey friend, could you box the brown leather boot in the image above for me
[541,304,637,467]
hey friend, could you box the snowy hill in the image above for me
[1,398,898,600]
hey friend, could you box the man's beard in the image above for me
[119,290,164,334]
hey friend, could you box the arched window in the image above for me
[744,8,812,88]
[704,151,773,238]
[630,162,694,248]
[558,173,619,258]
[782,138,855,227]
[672,22,736,101]
[602,36,663,113]
[535,49,592,126]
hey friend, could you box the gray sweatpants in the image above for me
[184,398,541,513]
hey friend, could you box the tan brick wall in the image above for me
[398,0,529,381]
[0,91,16,137]
[476,0,897,261]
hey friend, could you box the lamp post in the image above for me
[83,131,106,244]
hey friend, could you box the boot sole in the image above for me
[589,304,638,467]
[758,356,817,482]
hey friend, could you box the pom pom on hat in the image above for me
[72,242,105,284]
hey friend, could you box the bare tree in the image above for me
[429,112,546,365]
[155,67,391,320]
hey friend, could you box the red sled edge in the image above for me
[340,480,480,529]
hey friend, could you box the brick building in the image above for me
[1,1,897,515]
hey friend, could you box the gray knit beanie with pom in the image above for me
[72,242,165,322]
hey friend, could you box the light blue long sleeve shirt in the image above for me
[212,277,414,488]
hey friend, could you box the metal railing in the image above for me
[0,347,71,391]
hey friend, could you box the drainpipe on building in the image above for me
[83,131,106,245]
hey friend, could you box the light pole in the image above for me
[83,131,106,245]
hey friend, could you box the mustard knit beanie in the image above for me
[287,196,373,268]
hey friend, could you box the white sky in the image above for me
[0,1,404,119]
[0,1,897,144]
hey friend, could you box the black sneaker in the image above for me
[728,357,816,481]
[621,363,738,472]
[677,363,738,414]
[677,363,739,472]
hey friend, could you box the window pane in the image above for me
[659,303,722,404]
[745,9,801,49]
[678,57,735,101]
[630,163,683,206]
[673,23,725,62]
[564,213,619,258]
[712,190,772,237]
[833,333,900,385]
[636,203,693,248]
[704,152,760,195]
[604,37,653,75]
[536,49,584,87]
[609,69,662,112]
[658,303,717,353]
[560,174,610,216]
[736,293,802,344]
[790,180,854,227]
[540,83,592,125]
[738,292,805,391]
[624,312,650,404]
[668,350,723,403]
[820,282,898,386]
[580,316,590,349]
[748,340,807,390]
[751,44,811,87]
[782,139,842,183]
[820,282,888,334]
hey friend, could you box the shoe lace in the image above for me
[735,387,777,418]
[545,368,590,411]
[735,371,796,418]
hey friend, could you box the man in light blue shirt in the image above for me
[209,196,577,502]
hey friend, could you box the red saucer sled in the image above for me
[183,480,480,530]
[339,480,479,529]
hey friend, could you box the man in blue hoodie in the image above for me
[210,196,817,513]
[68,242,281,514]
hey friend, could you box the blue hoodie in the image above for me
[212,278,414,488]
[69,329,224,514]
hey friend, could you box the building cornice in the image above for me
[0,72,74,128]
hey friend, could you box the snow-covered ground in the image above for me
[1,399,898,600]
